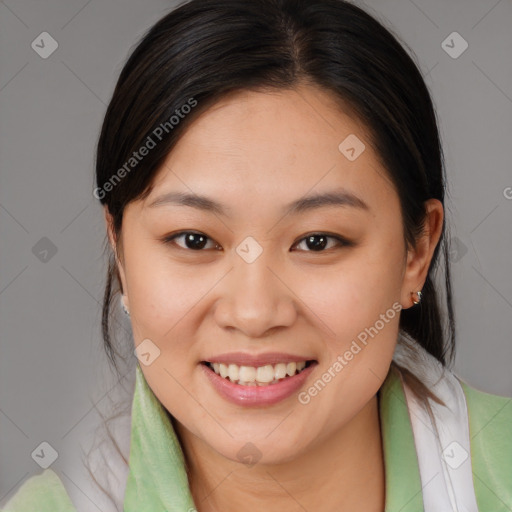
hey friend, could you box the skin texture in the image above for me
[105,83,443,511]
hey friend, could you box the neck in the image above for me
[175,394,386,512]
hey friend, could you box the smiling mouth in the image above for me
[201,360,316,386]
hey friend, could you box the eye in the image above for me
[292,233,351,252]
[163,231,221,251]
[162,231,352,252]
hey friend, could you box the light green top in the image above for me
[2,364,511,511]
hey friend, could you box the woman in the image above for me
[3,0,511,511]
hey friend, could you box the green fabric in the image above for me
[122,364,196,511]
[1,469,75,512]
[379,366,424,511]
[2,364,511,511]
[460,380,512,511]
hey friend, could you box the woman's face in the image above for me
[107,84,440,465]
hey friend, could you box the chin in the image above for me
[203,427,311,468]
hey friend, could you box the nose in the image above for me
[213,249,297,339]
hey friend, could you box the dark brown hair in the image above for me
[90,0,456,504]
[95,0,455,378]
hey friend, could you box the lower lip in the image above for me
[200,362,316,407]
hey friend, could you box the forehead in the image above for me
[141,85,394,217]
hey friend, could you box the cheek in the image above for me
[124,236,202,333]
[296,235,404,345]
[294,233,404,408]
[124,248,207,419]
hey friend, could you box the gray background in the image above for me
[1,0,511,509]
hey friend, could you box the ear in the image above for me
[400,199,444,309]
[103,206,129,303]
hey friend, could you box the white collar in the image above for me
[393,332,479,511]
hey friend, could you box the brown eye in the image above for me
[164,231,221,251]
[292,233,351,252]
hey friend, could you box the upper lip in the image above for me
[203,352,316,367]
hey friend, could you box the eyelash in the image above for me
[162,231,353,253]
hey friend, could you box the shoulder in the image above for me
[1,470,75,512]
[459,379,512,508]
[459,378,512,449]
[1,414,131,512]
[458,378,512,443]
[390,334,512,507]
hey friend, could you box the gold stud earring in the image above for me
[411,290,422,305]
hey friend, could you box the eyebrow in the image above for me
[146,188,369,217]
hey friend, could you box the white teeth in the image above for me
[256,365,275,383]
[286,362,297,376]
[274,363,287,379]
[219,363,229,378]
[228,364,239,381]
[238,366,256,382]
[208,361,310,385]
